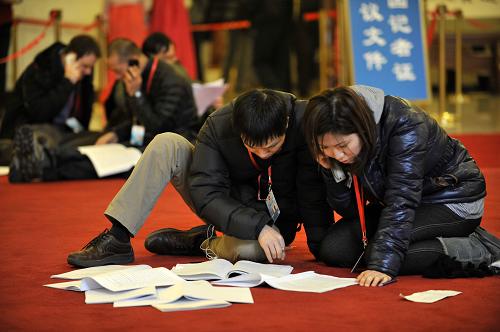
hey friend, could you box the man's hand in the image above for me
[124,66,142,97]
[95,132,118,145]
[64,53,82,84]
[258,225,286,263]
[356,269,392,287]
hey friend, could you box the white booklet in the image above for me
[44,267,185,292]
[152,298,231,312]
[85,286,157,304]
[191,78,228,116]
[51,265,151,280]
[113,280,253,308]
[171,259,293,281]
[78,143,142,178]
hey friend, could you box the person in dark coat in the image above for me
[1,35,100,139]
[8,38,198,182]
[66,89,330,267]
[303,85,500,286]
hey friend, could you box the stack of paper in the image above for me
[45,265,250,312]
[78,144,142,178]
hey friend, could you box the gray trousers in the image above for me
[104,132,266,262]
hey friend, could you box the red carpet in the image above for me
[0,134,499,331]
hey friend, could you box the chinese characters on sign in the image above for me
[347,0,430,100]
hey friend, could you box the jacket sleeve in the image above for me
[126,74,189,137]
[366,113,428,277]
[20,66,75,123]
[189,118,272,240]
[296,133,333,258]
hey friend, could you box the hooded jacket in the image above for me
[325,85,486,276]
[1,42,94,138]
[189,91,331,244]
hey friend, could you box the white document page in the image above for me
[152,298,231,312]
[191,79,228,116]
[264,271,358,293]
[212,273,266,287]
[183,280,253,304]
[51,265,151,280]
[172,259,234,280]
[402,290,462,303]
[44,280,101,292]
[78,144,142,178]
[230,260,293,278]
[90,267,185,292]
[85,286,156,304]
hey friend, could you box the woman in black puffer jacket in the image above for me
[303,85,499,286]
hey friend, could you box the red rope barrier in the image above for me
[191,20,250,32]
[303,10,337,22]
[0,16,56,64]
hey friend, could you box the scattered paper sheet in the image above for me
[85,286,156,304]
[191,79,228,116]
[0,166,9,176]
[78,144,142,178]
[152,298,231,312]
[264,271,358,293]
[401,290,462,303]
[51,265,151,280]
[114,280,253,308]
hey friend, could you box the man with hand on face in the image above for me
[0,35,100,160]
[8,37,198,182]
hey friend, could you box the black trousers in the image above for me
[318,203,481,275]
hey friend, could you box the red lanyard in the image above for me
[247,149,272,200]
[353,175,367,248]
[146,57,159,95]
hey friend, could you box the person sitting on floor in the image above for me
[66,89,330,267]
[0,35,101,163]
[302,85,500,286]
[142,32,191,81]
[9,37,198,182]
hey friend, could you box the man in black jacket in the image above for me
[66,89,330,267]
[0,35,100,164]
[8,38,198,182]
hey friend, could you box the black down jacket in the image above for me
[326,87,486,276]
[189,92,331,245]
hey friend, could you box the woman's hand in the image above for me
[357,269,391,287]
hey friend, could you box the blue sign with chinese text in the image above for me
[346,0,430,101]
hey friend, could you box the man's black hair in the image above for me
[108,38,142,62]
[142,32,172,57]
[233,89,289,147]
[66,35,101,59]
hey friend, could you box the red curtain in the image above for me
[150,0,197,79]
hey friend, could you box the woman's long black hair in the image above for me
[303,87,377,174]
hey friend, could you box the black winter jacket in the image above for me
[104,58,198,145]
[1,42,94,138]
[189,92,331,244]
[326,86,486,276]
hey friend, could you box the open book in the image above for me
[171,259,293,281]
[113,280,253,308]
[45,267,184,292]
[78,143,142,178]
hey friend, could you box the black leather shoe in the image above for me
[67,229,134,268]
[144,225,209,256]
[9,126,50,183]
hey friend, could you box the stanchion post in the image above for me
[51,10,62,42]
[11,20,18,87]
[96,15,107,92]
[438,5,447,118]
[455,10,463,103]
[337,0,348,86]
[319,3,329,91]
